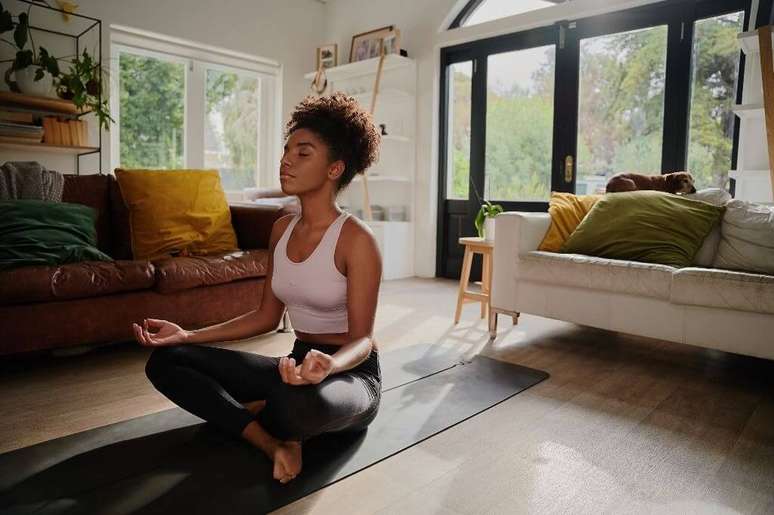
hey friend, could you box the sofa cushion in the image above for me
[115,169,239,260]
[521,251,677,300]
[712,199,774,275]
[0,260,155,305]
[560,190,725,268]
[108,173,133,260]
[538,192,602,252]
[671,267,774,315]
[152,249,269,294]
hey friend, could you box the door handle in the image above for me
[564,155,574,183]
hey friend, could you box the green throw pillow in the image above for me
[559,191,724,267]
[0,199,113,270]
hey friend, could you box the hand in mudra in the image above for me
[279,350,334,385]
[132,318,188,347]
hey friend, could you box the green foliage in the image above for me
[474,201,503,238]
[118,53,185,169]
[58,49,113,131]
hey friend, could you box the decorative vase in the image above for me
[15,67,56,98]
[484,216,496,241]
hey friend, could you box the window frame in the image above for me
[109,25,282,195]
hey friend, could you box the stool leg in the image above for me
[455,246,473,324]
[488,308,498,339]
[481,251,491,319]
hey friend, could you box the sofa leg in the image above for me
[277,310,291,333]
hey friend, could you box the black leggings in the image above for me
[144,339,381,443]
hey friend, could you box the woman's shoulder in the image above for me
[340,215,380,255]
[269,213,297,248]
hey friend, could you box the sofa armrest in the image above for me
[229,203,295,250]
[491,212,551,309]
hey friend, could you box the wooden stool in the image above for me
[454,237,493,324]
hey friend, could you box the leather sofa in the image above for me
[490,212,774,361]
[0,173,295,356]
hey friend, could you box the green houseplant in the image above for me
[1,2,112,130]
[1,6,60,96]
[474,200,503,240]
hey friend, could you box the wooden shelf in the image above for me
[0,138,99,155]
[733,103,764,119]
[304,54,415,81]
[352,174,411,183]
[381,134,411,143]
[0,91,89,116]
[738,29,774,55]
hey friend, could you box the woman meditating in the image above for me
[132,92,382,485]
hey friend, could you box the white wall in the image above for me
[0,0,328,177]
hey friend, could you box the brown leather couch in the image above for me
[0,173,295,356]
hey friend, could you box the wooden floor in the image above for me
[1,277,773,514]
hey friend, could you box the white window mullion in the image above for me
[186,60,205,169]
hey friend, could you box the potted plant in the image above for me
[1,7,60,97]
[474,200,503,241]
[56,49,113,131]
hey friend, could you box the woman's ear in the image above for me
[328,160,345,180]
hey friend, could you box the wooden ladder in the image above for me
[759,25,774,199]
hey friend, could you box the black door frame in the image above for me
[437,0,757,278]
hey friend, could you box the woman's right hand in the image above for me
[132,318,190,347]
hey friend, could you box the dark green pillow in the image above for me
[0,199,113,270]
[559,191,724,267]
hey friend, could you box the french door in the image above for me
[437,0,752,279]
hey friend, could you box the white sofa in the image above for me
[490,212,774,361]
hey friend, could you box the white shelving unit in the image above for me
[304,55,416,279]
[733,29,773,204]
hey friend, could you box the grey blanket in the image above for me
[0,161,64,201]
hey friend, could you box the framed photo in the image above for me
[349,25,394,63]
[316,43,338,70]
[381,29,401,56]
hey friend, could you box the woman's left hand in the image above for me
[279,349,335,386]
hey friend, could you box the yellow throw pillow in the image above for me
[115,169,238,260]
[538,192,602,252]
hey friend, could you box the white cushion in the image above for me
[684,188,731,267]
[520,251,676,300]
[671,267,774,315]
[713,200,774,274]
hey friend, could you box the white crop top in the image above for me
[271,212,349,334]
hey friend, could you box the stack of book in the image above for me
[0,110,44,143]
[42,116,89,147]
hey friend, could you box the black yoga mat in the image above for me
[0,344,548,515]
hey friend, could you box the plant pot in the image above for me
[484,216,496,241]
[15,67,56,98]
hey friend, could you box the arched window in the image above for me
[450,0,568,29]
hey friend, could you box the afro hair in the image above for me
[284,92,381,191]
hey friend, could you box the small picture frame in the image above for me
[349,25,395,63]
[381,29,401,56]
[316,43,338,70]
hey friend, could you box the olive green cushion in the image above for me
[0,199,113,270]
[559,191,725,267]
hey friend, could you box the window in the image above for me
[110,26,281,192]
[205,67,260,191]
[577,26,669,193]
[118,50,186,170]
[687,11,745,191]
[485,45,555,201]
[459,0,568,27]
[446,61,472,200]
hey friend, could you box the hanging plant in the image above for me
[56,49,113,131]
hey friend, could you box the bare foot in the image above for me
[272,440,302,484]
[243,400,266,417]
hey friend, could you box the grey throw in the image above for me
[0,161,64,201]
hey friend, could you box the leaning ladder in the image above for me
[759,25,774,199]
